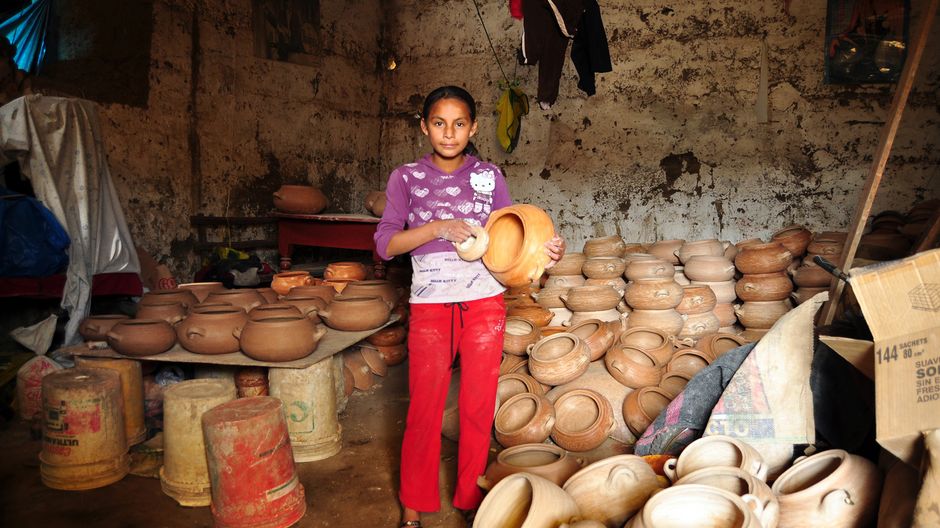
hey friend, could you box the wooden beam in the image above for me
[913,208,940,253]
[820,0,938,325]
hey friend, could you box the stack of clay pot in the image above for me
[537,252,586,326]
[791,231,845,305]
[678,245,734,338]
[646,239,685,285]
[734,240,794,341]
[858,211,913,261]
[900,199,939,240]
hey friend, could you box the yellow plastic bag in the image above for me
[496,85,529,153]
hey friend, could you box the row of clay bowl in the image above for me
[474,433,881,528]
[496,323,749,449]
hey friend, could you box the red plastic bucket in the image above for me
[202,396,306,528]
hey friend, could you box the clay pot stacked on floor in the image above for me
[674,239,738,334]
[583,235,627,258]
[674,284,720,342]
[858,212,911,261]
[624,277,684,337]
[561,284,625,327]
[539,252,586,326]
[792,231,845,305]
[733,241,793,341]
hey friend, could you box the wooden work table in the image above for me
[274,213,384,278]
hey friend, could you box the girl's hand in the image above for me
[434,219,475,243]
[543,234,566,269]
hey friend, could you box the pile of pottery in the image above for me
[791,231,845,305]
[474,433,883,527]
[898,199,939,240]
[272,184,329,214]
[733,237,797,341]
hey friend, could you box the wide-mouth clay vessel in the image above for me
[177,308,248,355]
[482,204,555,287]
[236,316,327,362]
[79,314,130,341]
[318,296,390,332]
[106,319,177,357]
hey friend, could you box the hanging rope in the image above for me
[471,0,510,85]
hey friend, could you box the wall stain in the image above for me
[655,152,702,202]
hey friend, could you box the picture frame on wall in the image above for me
[825,0,910,84]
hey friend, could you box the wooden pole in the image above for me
[820,0,938,325]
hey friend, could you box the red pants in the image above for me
[399,294,505,512]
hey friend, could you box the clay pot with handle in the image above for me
[736,272,793,301]
[136,301,186,325]
[480,443,585,491]
[177,307,248,355]
[482,204,556,287]
[543,274,586,289]
[624,258,675,281]
[667,348,714,377]
[526,333,591,386]
[622,386,672,437]
[697,333,749,358]
[271,271,314,297]
[546,252,586,276]
[683,255,736,282]
[563,454,663,528]
[734,300,792,330]
[550,388,614,452]
[248,303,302,321]
[629,484,766,528]
[324,261,368,281]
[677,312,720,342]
[581,257,626,279]
[772,225,812,257]
[475,473,580,528]
[566,319,616,361]
[281,295,327,323]
[141,289,199,312]
[675,239,726,264]
[340,280,402,309]
[735,242,793,274]
[647,239,684,265]
[561,285,624,312]
[273,184,328,214]
[624,279,683,310]
[627,309,685,337]
[675,466,779,528]
[664,435,768,482]
[497,372,546,404]
[177,282,225,303]
[504,316,540,356]
[583,235,626,258]
[106,319,177,357]
[508,303,554,328]
[619,327,674,365]
[692,279,738,304]
[676,284,718,315]
[79,314,130,341]
[318,296,390,331]
[287,284,336,304]
[236,316,328,362]
[604,345,663,389]
[494,392,556,447]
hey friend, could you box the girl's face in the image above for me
[420,97,478,165]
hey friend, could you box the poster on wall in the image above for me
[825,0,909,84]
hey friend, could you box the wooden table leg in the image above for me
[279,243,294,271]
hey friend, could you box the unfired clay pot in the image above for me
[480,443,584,491]
[318,296,390,331]
[141,289,199,312]
[735,272,793,301]
[341,280,401,309]
[543,274,586,289]
[624,279,683,310]
[324,261,367,281]
[684,255,736,282]
[583,235,627,258]
[550,388,614,452]
[504,316,540,356]
[792,287,829,305]
[177,282,225,303]
[734,300,792,330]
[563,455,662,528]
[177,308,248,355]
[791,263,833,288]
[627,309,685,337]
[624,258,674,281]
[373,343,406,366]
[566,309,623,328]
[735,242,793,274]
[772,225,812,257]
[561,285,623,312]
[667,348,714,377]
[581,257,626,279]
[623,386,672,437]
[675,466,779,528]
[483,204,556,287]
[248,303,302,321]
[547,252,586,276]
[619,327,674,364]
[664,435,768,482]
[255,287,279,304]
[678,312,720,341]
[286,284,336,303]
[604,345,663,389]
[475,473,580,528]
[272,184,328,214]
[675,239,726,264]
[692,280,738,304]
[771,449,881,528]
[79,314,130,341]
[526,333,591,386]
[204,289,266,313]
[497,372,546,404]
[236,316,327,362]
[676,284,718,315]
[281,295,327,322]
[271,271,314,296]
[629,484,765,528]
[106,319,176,356]
[648,239,685,265]
[508,303,554,328]
[494,392,556,447]
[697,333,749,358]
[567,319,616,361]
[713,302,737,327]
[136,301,186,325]
[659,370,692,398]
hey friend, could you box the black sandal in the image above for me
[400,521,422,527]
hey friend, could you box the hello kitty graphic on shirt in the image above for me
[469,169,496,215]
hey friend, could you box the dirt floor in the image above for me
[0,359,469,528]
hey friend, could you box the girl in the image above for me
[374,86,564,527]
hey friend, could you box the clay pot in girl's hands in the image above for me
[623,386,672,437]
[481,443,584,490]
[561,285,623,312]
[647,239,685,265]
[453,224,490,261]
[546,252,586,276]
[734,242,793,274]
[583,235,626,258]
[178,282,225,303]
[248,303,302,321]
[236,316,327,362]
[563,454,663,528]
[494,392,556,447]
[624,258,675,281]
[324,261,367,281]
[624,279,684,310]
[482,204,556,287]
[735,272,793,301]
[675,239,726,264]
[272,184,328,214]
[772,224,812,257]
[204,289,266,313]
[526,333,591,386]
[504,316,540,356]
[683,255,736,282]
[106,319,177,357]
[79,314,130,341]
[136,301,186,325]
[270,271,314,296]
[340,280,402,309]
[734,300,792,329]
[141,289,199,312]
[550,388,614,452]
[676,284,718,315]
[581,257,626,279]
[604,345,663,389]
[318,296,390,331]
[771,449,881,527]
[177,308,248,355]
[566,319,616,361]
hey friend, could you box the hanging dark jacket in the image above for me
[571,0,612,96]
[520,0,585,106]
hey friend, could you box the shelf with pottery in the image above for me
[61,314,400,369]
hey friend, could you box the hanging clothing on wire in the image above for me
[496,83,529,153]
[571,0,611,96]
[519,0,585,108]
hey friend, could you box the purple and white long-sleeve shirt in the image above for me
[374,154,512,304]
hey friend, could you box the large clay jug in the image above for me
[483,204,556,287]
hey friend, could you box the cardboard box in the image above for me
[849,248,940,464]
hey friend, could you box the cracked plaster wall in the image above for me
[381,0,940,249]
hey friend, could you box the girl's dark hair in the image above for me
[421,85,476,122]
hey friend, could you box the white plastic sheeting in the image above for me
[0,95,140,344]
